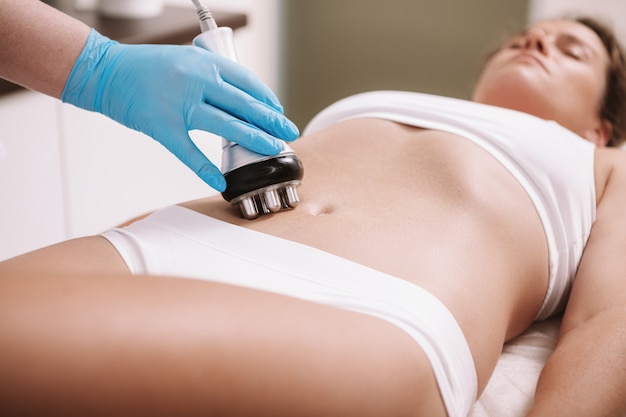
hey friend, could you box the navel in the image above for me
[305,202,336,216]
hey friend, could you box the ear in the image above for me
[582,119,613,147]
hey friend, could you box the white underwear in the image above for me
[101,205,477,417]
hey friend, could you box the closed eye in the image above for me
[556,35,590,61]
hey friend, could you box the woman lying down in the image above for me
[2,16,626,417]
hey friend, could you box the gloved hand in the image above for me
[62,29,299,192]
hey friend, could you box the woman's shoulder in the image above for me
[594,147,626,203]
[595,146,626,166]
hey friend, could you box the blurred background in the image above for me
[281,0,626,127]
[1,0,625,260]
[282,0,529,127]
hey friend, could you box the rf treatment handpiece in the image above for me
[190,0,303,219]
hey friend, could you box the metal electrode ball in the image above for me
[191,0,304,219]
[222,153,304,219]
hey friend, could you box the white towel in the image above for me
[469,316,560,417]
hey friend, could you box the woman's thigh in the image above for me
[0,273,446,417]
[0,235,130,276]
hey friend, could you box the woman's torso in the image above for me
[177,110,623,390]
[185,117,602,341]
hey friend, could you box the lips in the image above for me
[511,51,549,73]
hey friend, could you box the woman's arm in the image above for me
[0,0,90,98]
[0,0,298,192]
[526,152,626,417]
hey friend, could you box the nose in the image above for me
[523,28,548,55]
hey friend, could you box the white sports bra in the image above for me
[304,91,597,320]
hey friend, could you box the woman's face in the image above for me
[472,19,611,145]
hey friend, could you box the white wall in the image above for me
[528,0,626,46]
[0,0,282,260]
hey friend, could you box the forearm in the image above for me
[0,0,90,98]
[526,309,626,417]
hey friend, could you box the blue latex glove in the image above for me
[62,29,299,192]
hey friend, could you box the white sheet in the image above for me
[469,316,561,416]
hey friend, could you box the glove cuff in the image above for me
[61,28,118,113]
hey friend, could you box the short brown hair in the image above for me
[576,17,626,147]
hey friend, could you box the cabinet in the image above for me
[58,104,220,238]
[0,83,223,262]
[0,4,249,260]
[0,92,66,259]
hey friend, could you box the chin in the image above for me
[473,82,555,120]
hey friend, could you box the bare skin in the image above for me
[0,0,90,97]
[2,116,619,416]
[2,17,626,417]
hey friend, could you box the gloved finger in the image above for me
[162,132,226,192]
[212,56,285,112]
[204,81,299,142]
[189,104,284,156]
